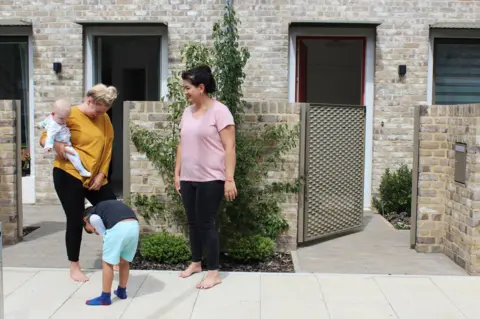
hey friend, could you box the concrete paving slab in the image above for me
[191,273,261,319]
[3,268,480,319]
[374,276,466,319]
[430,276,480,319]
[119,271,200,319]
[3,269,38,297]
[5,270,88,319]
[49,270,148,319]
[260,274,329,319]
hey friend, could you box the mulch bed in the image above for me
[131,252,295,273]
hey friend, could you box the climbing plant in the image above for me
[130,4,300,258]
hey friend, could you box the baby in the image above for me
[38,99,91,177]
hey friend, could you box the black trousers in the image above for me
[53,167,117,262]
[180,180,224,270]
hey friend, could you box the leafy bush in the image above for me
[131,3,299,262]
[372,164,412,216]
[140,232,191,264]
[227,235,275,262]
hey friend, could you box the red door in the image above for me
[296,39,308,102]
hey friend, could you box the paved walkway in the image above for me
[5,206,467,276]
[4,267,479,319]
[295,211,467,276]
[3,205,103,268]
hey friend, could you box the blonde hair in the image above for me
[86,84,118,107]
[53,99,72,114]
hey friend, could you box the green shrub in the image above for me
[227,235,275,262]
[372,164,412,216]
[140,232,191,264]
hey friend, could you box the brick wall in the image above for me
[0,100,21,245]
[1,0,478,203]
[128,101,300,251]
[416,104,480,275]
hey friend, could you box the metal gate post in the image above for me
[0,222,4,319]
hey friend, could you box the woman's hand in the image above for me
[89,173,106,191]
[224,180,237,201]
[53,141,74,160]
[174,175,181,196]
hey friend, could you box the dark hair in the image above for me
[181,65,217,94]
[82,206,95,234]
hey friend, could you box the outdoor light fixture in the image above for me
[398,65,407,77]
[53,62,62,74]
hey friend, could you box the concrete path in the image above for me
[4,267,479,319]
[295,211,467,276]
[3,205,103,268]
[5,206,467,276]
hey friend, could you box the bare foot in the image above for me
[70,264,89,282]
[114,264,119,272]
[179,262,202,278]
[196,271,221,289]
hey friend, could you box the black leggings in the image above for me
[180,180,224,270]
[53,167,117,262]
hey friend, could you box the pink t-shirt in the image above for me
[179,100,235,182]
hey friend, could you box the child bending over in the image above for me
[83,199,140,306]
[38,99,91,177]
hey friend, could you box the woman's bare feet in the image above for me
[70,262,89,282]
[196,270,221,289]
[179,262,202,278]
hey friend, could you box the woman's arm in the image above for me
[175,142,182,178]
[219,125,236,180]
[98,115,114,178]
[39,130,72,159]
[39,131,47,148]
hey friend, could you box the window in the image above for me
[433,38,480,105]
[0,36,30,176]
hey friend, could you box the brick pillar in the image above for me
[0,100,22,245]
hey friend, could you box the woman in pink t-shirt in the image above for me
[174,65,237,289]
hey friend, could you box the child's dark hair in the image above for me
[181,65,217,94]
[82,206,95,233]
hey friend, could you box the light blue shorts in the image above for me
[103,220,140,265]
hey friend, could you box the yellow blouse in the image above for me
[40,106,114,187]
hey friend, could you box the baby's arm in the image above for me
[89,215,106,236]
[44,122,63,151]
[38,114,53,129]
[38,119,47,129]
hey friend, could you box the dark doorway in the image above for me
[93,36,161,198]
[296,37,365,105]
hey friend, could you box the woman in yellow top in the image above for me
[40,84,117,282]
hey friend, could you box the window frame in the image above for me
[428,29,480,105]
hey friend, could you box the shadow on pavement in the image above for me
[143,272,230,319]
[297,213,373,248]
[22,221,65,241]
